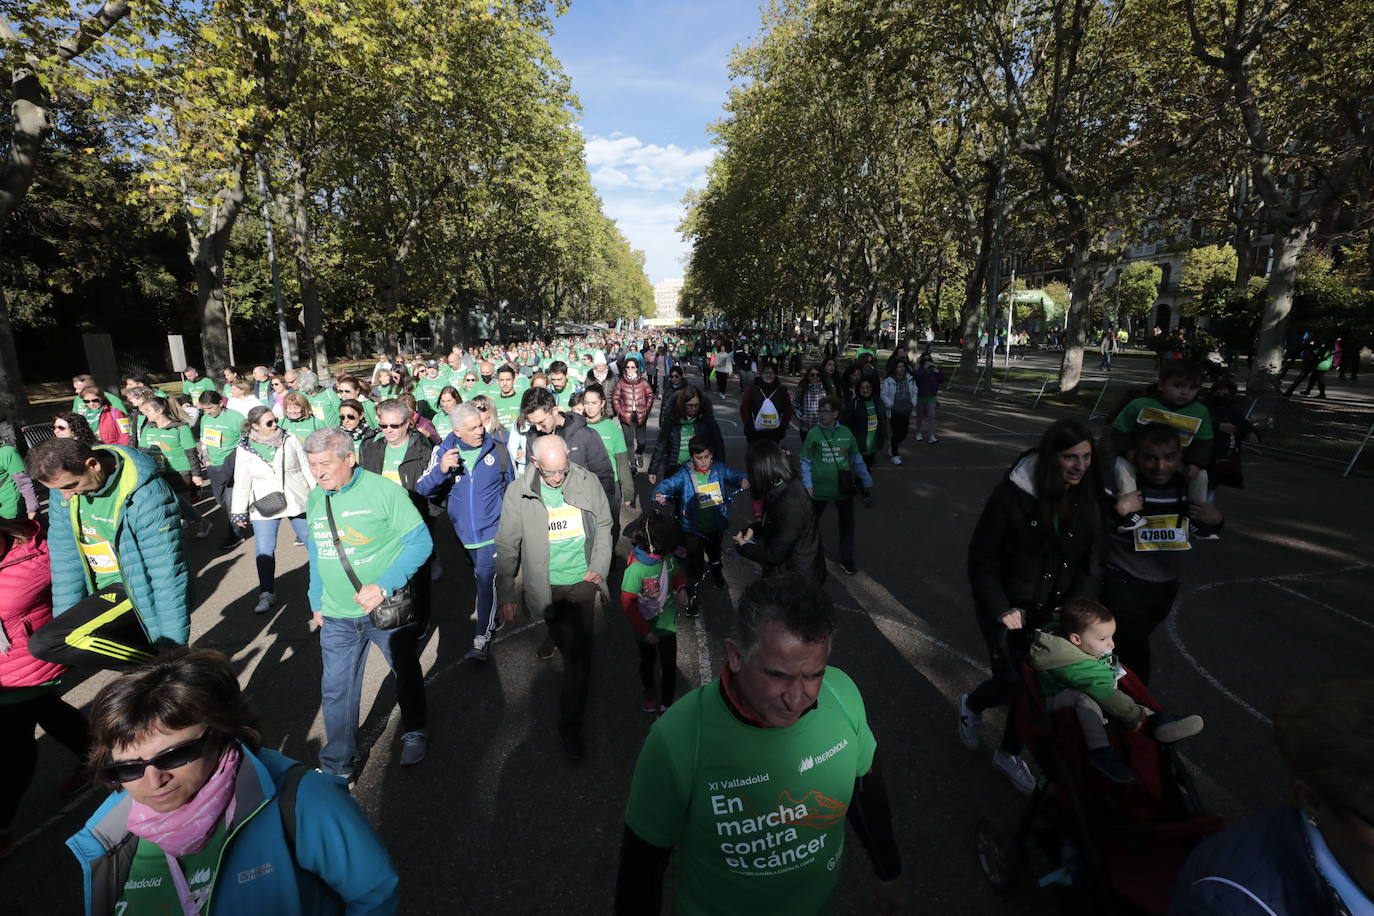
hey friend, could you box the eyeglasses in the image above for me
[340,413,360,421]
[98,730,217,784]
[476,405,487,412]
[83,398,102,405]
[537,465,569,479]
[378,422,406,429]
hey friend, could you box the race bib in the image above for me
[1136,406,1203,447]
[866,413,878,432]
[382,470,402,485]
[116,417,131,436]
[311,403,325,420]
[695,480,724,508]
[547,504,585,543]
[1133,514,1191,551]
[755,398,780,430]
[78,538,120,574]
[202,428,223,449]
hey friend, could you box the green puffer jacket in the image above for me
[1028,629,1148,728]
[46,445,191,645]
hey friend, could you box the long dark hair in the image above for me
[53,411,98,446]
[1031,418,1102,526]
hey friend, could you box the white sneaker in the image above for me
[254,591,274,614]
[958,693,982,750]
[890,455,903,465]
[928,436,940,444]
[992,750,1037,795]
[915,434,926,442]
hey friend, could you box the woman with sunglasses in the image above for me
[1,517,91,858]
[229,406,313,614]
[77,386,132,446]
[333,375,379,427]
[278,391,320,442]
[69,647,398,914]
[138,397,210,538]
[51,411,100,447]
[265,373,289,414]
[338,399,377,457]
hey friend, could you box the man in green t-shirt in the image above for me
[800,396,873,577]
[616,577,903,915]
[192,391,245,550]
[304,427,434,777]
[494,435,612,762]
[492,366,524,430]
[180,366,215,402]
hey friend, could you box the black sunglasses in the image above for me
[340,413,360,420]
[83,398,103,405]
[378,422,406,429]
[99,730,218,784]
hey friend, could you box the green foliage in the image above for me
[1109,262,1162,321]
[1178,245,1238,318]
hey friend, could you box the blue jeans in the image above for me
[467,543,498,641]
[251,516,309,594]
[318,615,426,776]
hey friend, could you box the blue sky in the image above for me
[548,0,764,284]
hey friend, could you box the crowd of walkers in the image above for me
[0,327,1368,916]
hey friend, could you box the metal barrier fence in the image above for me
[1243,396,1374,477]
[21,422,55,454]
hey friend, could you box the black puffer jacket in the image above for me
[649,405,726,481]
[966,450,1103,631]
[736,478,825,584]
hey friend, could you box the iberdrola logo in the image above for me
[798,756,814,774]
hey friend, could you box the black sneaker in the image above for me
[537,636,558,660]
[840,562,858,576]
[1087,747,1135,784]
[710,564,726,590]
[559,728,586,763]
[218,533,242,552]
[1117,512,1147,533]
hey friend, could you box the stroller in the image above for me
[974,639,1224,913]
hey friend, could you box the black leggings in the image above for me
[684,530,724,582]
[889,413,911,454]
[1100,569,1179,684]
[637,634,678,708]
[965,614,1034,755]
[0,692,90,827]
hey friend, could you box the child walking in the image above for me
[619,511,689,715]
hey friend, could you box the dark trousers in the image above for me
[684,528,724,583]
[715,371,729,395]
[637,634,678,708]
[966,614,1032,754]
[207,459,235,527]
[0,692,90,827]
[1100,568,1180,684]
[545,581,599,734]
[889,412,911,454]
[620,422,647,459]
[812,496,855,568]
[318,616,426,775]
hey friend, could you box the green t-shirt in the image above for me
[76,470,123,589]
[802,425,859,502]
[118,819,228,914]
[493,391,522,431]
[182,377,216,401]
[455,445,493,548]
[588,418,628,484]
[199,409,245,467]
[625,667,877,916]
[306,470,425,618]
[1111,396,1213,449]
[141,424,195,473]
[620,553,679,635]
[0,445,24,519]
[73,391,127,419]
[542,481,588,587]
[380,441,407,486]
[280,414,319,442]
[678,419,697,466]
[550,383,574,409]
[308,389,341,424]
[415,377,446,410]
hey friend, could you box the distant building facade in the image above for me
[653,278,684,323]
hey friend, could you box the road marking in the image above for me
[938,408,1041,435]
[1265,579,1374,632]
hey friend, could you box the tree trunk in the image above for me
[1248,219,1312,394]
[189,161,252,371]
[959,265,986,370]
[1058,227,1095,394]
[286,153,328,372]
[0,290,30,420]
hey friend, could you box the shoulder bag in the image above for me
[251,446,289,517]
[323,493,416,629]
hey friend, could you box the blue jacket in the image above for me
[1171,807,1348,915]
[68,746,399,916]
[415,432,513,547]
[46,445,191,645]
[653,462,747,536]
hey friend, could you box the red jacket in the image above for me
[97,407,131,446]
[612,377,654,427]
[0,521,66,689]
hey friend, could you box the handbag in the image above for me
[251,444,289,516]
[324,494,416,630]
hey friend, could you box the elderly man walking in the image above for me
[495,436,612,761]
[304,427,433,778]
[417,402,514,662]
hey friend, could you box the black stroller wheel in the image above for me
[975,818,1022,893]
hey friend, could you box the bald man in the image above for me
[494,435,613,761]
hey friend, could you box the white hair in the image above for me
[304,427,352,459]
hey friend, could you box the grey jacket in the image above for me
[494,462,612,614]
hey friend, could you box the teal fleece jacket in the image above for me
[1028,629,1149,727]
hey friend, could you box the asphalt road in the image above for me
[5,361,1373,915]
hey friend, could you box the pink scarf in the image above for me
[125,744,241,857]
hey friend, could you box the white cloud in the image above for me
[584,135,716,193]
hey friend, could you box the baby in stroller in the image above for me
[1030,599,1204,784]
